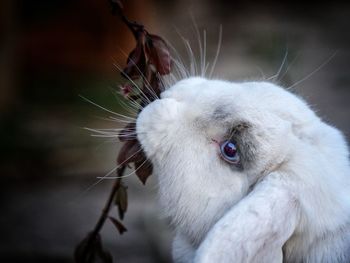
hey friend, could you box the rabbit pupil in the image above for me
[220,140,239,163]
[223,142,236,157]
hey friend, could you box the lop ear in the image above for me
[194,173,300,263]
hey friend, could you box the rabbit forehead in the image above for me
[162,77,240,106]
[163,77,314,125]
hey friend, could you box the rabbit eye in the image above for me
[220,140,240,164]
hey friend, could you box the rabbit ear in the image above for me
[194,173,300,263]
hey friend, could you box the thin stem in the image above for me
[112,2,144,40]
[82,165,126,257]
[91,166,126,236]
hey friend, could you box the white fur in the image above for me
[136,77,350,262]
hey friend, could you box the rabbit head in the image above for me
[136,77,319,245]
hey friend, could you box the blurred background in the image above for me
[0,0,349,262]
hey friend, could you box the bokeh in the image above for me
[1,0,349,262]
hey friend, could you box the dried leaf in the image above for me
[112,0,123,9]
[149,71,162,97]
[115,183,128,220]
[135,158,153,184]
[109,0,124,16]
[109,216,127,234]
[75,234,94,263]
[146,34,171,75]
[118,122,136,142]
[74,233,113,263]
[96,246,113,263]
[117,139,143,165]
[123,33,147,79]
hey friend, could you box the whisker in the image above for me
[209,25,223,78]
[171,57,190,81]
[163,34,190,79]
[86,127,136,132]
[79,166,118,194]
[204,62,210,76]
[92,134,138,139]
[108,116,137,124]
[108,116,136,123]
[108,86,141,113]
[116,99,139,114]
[254,66,266,80]
[114,50,160,101]
[92,115,136,124]
[113,62,153,105]
[80,148,144,193]
[267,47,289,81]
[79,95,136,121]
[113,63,153,103]
[190,13,203,77]
[160,72,177,89]
[287,51,338,90]
[118,93,144,112]
[203,29,207,77]
[93,137,119,152]
[278,52,300,82]
[174,27,198,76]
[84,127,137,137]
[97,158,150,180]
[156,72,166,92]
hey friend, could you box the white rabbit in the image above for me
[136,77,350,263]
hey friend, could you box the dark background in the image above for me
[0,0,349,262]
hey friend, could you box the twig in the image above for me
[90,166,125,237]
[75,1,171,262]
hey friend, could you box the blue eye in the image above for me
[220,140,240,164]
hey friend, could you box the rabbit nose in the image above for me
[160,90,172,99]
